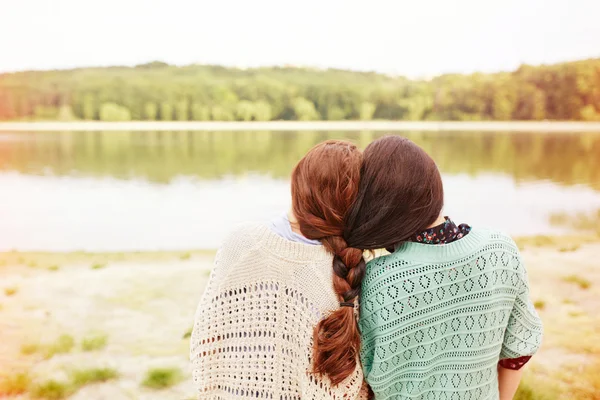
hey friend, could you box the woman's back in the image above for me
[190,222,365,399]
[359,228,543,400]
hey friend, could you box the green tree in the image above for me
[513,85,546,120]
[33,106,59,120]
[82,94,97,120]
[326,106,346,120]
[144,102,158,120]
[99,103,132,121]
[292,97,319,121]
[159,102,174,121]
[254,101,272,121]
[492,92,515,120]
[235,101,255,121]
[175,99,189,121]
[191,103,211,120]
[359,102,376,120]
[580,105,600,121]
[211,105,235,121]
[400,96,433,120]
[57,105,76,121]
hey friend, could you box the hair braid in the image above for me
[290,140,365,386]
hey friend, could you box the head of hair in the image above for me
[345,135,444,251]
[290,139,365,386]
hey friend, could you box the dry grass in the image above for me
[575,362,600,399]
[21,342,41,355]
[4,286,18,296]
[549,209,600,234]
[142,367,183,389]
[81,333,108,351]
[70,367,119,387]
[558,244,580,252]
[514,377,559,400]
[533,300,546,310]
[44,334,75,359]
[562,275,592,290]
[514,233,600,250]
[0,250,216,268]
[0,372,30,396]
[182,327,192,339]
[30,380,71,399]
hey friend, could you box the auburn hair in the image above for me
[290,140,365,386]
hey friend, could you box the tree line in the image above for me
[0,58,599,121]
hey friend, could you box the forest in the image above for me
[0,58,599,121]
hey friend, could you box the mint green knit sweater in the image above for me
[359,228,543,400]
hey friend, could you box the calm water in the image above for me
[1,130,599,251]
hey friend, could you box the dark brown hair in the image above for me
[345,135,444,251]
[291,140,365,386]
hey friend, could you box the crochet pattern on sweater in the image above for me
[190,222,366,399]
[360,229,543,400]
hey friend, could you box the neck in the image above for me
[287,210,304,235]
[427,215,446,229]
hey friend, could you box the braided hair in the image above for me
[290,140,365,385]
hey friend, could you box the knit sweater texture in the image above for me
[190,222,366,399]
[359,228,543,400]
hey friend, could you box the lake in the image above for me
[1,130,599,251]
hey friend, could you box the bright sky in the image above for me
[1,0,599,77]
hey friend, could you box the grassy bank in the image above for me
[1,235,599,399]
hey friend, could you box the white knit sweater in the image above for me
[190,222,366,399]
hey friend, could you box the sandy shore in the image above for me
[1,241,599,399]
[2,120,600,132]
[0,251,213,400]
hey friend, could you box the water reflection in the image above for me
[1,130,599,189]
[0,130,599,251]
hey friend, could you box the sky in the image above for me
[1,0,599,78]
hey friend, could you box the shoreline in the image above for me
[2,233,598,260]
[1,120,600,132]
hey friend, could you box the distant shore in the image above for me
[2,120,600,132]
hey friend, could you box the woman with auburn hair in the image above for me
[190,140,367,399]
[343,136,543,400]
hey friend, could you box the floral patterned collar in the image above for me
[408,217,471,244]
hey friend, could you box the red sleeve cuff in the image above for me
[498,356,532,370]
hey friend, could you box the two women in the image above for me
[190,136,543,399]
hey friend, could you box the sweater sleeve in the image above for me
[189,223,258,396]
[500,249,543,360]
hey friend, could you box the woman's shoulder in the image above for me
[216,222,270,259]
[476,227,521,254]
[224,221,269,240]
[363,228,521,278]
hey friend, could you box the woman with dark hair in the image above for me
[190,140,367,399]
[345,136,543,400]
